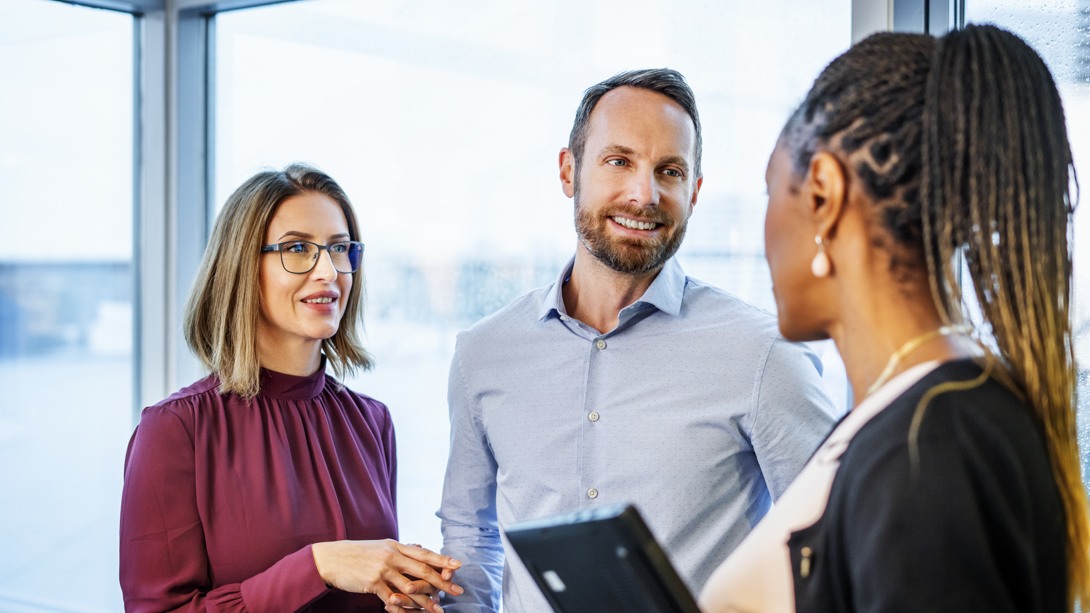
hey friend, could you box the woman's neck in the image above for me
[256,337,323,376]
[831,292,972,407]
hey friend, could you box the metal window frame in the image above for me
[51,0,295,418]
[852,0,961,40]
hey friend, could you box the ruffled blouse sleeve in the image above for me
[120,403,330,612]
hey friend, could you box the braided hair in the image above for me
[782,25,1089,608]
[781,32,934,276]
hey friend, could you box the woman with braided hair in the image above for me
[700,24,1089,612]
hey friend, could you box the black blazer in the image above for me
[789,359,1067,613]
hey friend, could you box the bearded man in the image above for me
[438,68,837,613]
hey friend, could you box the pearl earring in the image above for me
[811,236,831,277]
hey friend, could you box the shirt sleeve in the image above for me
[119,405,330,613]
[437,342,504,612]
[749,338,839,499]
[382,401,399,535]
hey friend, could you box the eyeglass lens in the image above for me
[281,241,363,274]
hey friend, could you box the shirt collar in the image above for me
[258,355,328,399]
[538,256,686,322]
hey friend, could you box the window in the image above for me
[214,0,852,548]
[0,1,134,610]
[963,0,1090,486]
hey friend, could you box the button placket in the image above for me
[584,333,609,505]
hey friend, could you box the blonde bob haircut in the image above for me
[183,163,374,397]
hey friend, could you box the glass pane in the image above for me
[0,1,133,611]
[216,0,851,548]
[963,1,1090,488]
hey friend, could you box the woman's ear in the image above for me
[807,151,847,236]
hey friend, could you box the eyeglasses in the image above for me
[260,240,365,274]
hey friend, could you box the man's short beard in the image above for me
[574,193,688,276]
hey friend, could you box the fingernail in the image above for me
[452,585,464,595]
[389,596,401,605]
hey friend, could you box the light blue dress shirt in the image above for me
[439,257,837,612]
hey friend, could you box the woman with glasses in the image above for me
[120,164,462,612]
[700,25,1089,612]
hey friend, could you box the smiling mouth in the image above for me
[303,297,336,304]
[611,215,661,231]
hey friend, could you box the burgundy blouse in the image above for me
[120,365,397,612]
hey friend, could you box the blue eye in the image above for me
[329,242,349,254]
[607,159,627,167]
[284,241,310,254]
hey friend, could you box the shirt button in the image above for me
[587,488,599,499]
[595,339,607,350]
[588,411,600,422]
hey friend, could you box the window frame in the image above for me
[50,0,937,418]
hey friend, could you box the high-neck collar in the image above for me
[258,357,328,399]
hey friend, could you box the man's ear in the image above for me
[808,151,847,236]
[559,148,576,198]
[688,175,703,215]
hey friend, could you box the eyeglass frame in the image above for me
[260,239,365,275]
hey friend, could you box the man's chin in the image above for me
[598,251,667,275]
[579,226,683,275]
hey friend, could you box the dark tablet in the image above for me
[504,503,702,613]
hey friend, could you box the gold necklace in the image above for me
[865,325,972,397]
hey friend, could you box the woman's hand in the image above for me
[311,539,462,613]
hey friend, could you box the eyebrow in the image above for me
[659,155,691,174]
[599,144,638,158]
[597,145,691,173]
[276,230,352,241]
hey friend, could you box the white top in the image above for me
[698,361,940,613]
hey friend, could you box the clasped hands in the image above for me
[312,539,463,613]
